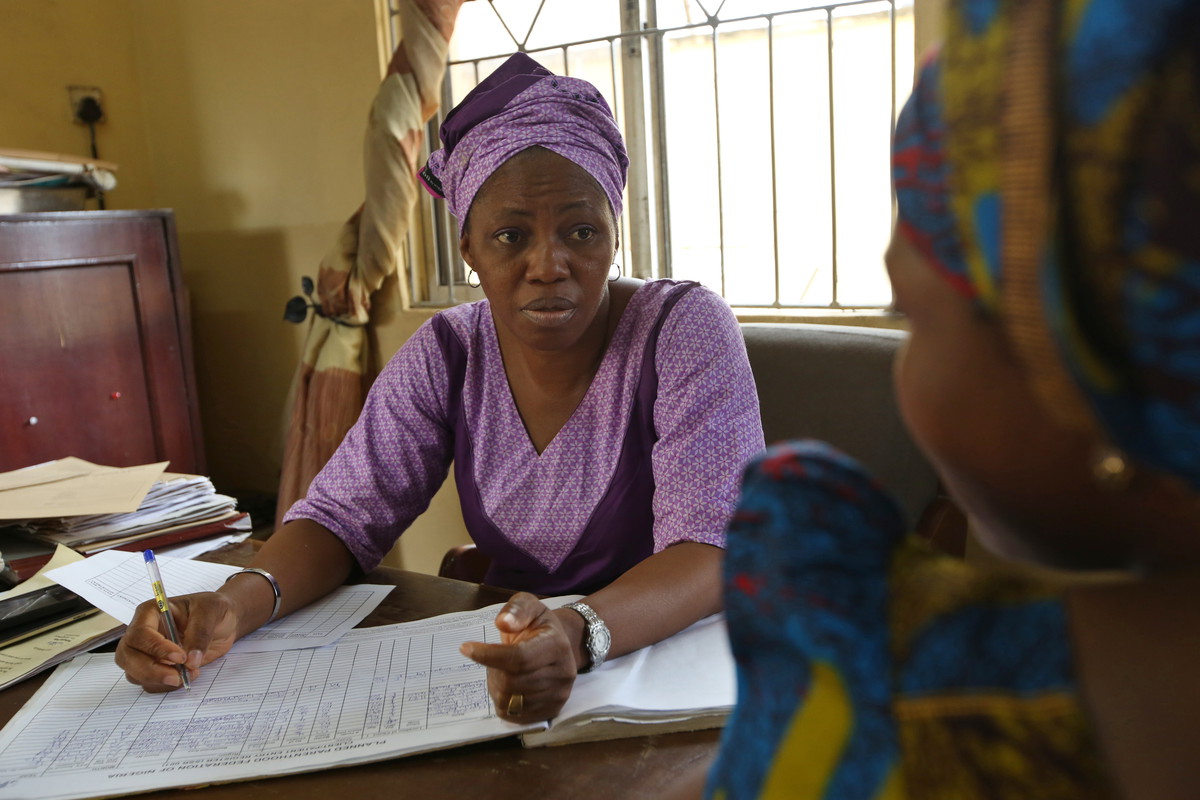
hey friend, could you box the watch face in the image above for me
[591,622,611,656]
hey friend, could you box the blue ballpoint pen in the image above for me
[143,550,191,690]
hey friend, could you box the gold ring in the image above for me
[507,693,524,716]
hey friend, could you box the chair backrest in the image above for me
[740,322,940,529]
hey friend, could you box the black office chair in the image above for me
[740,322,965,554]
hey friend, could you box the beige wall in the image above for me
[124,0,383,499]
[0,0,156,209]
[0,0,470,574]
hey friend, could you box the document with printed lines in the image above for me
[0,604,542,800]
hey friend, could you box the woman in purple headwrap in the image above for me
[116,54,764,723]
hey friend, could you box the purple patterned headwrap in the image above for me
[419,53,629,235]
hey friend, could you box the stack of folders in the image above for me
[29,473,247,554]
[0,463,251,583]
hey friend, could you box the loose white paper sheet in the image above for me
[155,529,253,560]
[44,551,392,652]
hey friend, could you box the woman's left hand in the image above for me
[460,592,578,722]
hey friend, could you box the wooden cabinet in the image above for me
[0,210,205,474]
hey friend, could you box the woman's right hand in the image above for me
[114,591,242,692]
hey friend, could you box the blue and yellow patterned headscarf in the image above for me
[893,0,1200,489]
[709,5,1197,798]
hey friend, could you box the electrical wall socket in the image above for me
[67,85,105,125]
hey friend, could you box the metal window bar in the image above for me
[710,22,726,298]
[618,1,647,282]
[388,0,904,310]
[768,15,780,305]
[826,7,840,308]
[645,2,672,281]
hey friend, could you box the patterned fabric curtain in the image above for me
[275,0,468,526]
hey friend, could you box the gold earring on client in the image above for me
[507,693,524,716]
[1091,443,1134,492]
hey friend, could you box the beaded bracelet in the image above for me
[224,568,282,623]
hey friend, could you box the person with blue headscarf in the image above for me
[684,0,1200,797]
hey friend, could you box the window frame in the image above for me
[387,0,933,322]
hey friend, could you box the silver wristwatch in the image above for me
[565,601,611,673]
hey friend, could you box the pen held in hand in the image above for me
[143,550,191,690]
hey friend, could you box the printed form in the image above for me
[0,604,542,800]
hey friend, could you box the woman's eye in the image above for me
[571,227,597,241]
[495,230,520,244]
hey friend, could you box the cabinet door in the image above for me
[0,212,204,474]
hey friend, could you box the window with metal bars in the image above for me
[388,0,914,311]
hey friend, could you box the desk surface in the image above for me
[0,541,718,799]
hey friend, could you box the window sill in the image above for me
[733,307,907,331]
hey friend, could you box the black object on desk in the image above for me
[0,584,94,647]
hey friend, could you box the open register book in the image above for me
[0,599,733,800]
[520,609,733,747]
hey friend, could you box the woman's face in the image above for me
[460,147,618,355]
[885,231,1148,570]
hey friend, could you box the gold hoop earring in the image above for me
[466,269,481,289]
[608,263,622,282]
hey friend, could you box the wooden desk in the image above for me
[0,541,718,799]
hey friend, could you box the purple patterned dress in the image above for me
[285,279,764,594]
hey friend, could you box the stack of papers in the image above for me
[0,458,164,519]
[29,473,239,549]
[0,459,251,581]
[0,148,117,193]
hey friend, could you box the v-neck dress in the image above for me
[284,279,764,594]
